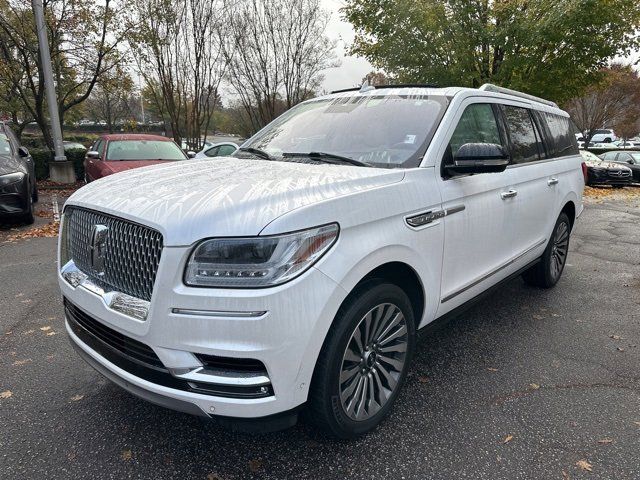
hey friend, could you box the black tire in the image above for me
[307,280,416,438]
[22,195,34,225]
[522,212,571,288]
[31,182,38,203]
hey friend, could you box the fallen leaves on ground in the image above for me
[633,421,640,427]
[37,180,83,197]
[617,347,625,352]
[487,367,499,372]
[562,469,570,479]
[417,375,429,383]
[70,394,84,402]
[121,449,132,461]
[35,209,54,219]
[533,314,545,320]
[46,331,57,336]
[502,434,514,444]
[576,459,593,472]
[12,359,31,366]
[529,383,540,390]
[0,390,13,399]
[583,186,640,202]
[609,334,624,340]
[5,221,59,241]
[598,438,614,445]
[40,326,51,331]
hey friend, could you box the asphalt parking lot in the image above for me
[1,190,639,479]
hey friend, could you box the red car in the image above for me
[84,134,189,182]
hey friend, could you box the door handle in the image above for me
[547,177,559,186]
[500,189,518,199]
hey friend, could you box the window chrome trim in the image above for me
[60,260,150,321]
[441,238,546,303]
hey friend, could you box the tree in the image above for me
[362,71,389,86]
[564,64,640,142]
[223,0,337,134]
[343,0,640,104]
[129,0,227,149]
[85,65,135,133]
[0,0,129,148]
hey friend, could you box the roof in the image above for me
[99,134,173,142]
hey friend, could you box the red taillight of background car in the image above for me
[581,162,588,184]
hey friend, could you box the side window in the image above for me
[217,145,237,156]
[602,152,616,161]
[445,103,503,165]
[502,106,542,164]
[205,146,220,157]
[541,112,579,157]
[3,125,20,152]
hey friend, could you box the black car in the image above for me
[599,150,640,182]
[0,122,37,224]
[579,150,632,187]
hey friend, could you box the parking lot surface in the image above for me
[1,192,639,479]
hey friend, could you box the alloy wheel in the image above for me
[338,303,408,421]
[550,220,569,280]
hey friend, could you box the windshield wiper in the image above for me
[238,147,273,161]
[282,151,370,167]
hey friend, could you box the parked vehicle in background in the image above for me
[611,140,640,149]
[599,151,640,182]
[194,141,239,159]
[63,141,87,152]
[59,84,584,438]
[589,129,617,143]
[0,121,37,224]
[84,134,188,182]
[580,150,632,187]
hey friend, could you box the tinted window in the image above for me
[218,145,237,156]
[0,131,11,155]
[446,103,503,165]
[601,152,617,161]
[106,140,186,161]
[503,106,541,164]
[204,146,220,157]
[541,112,579,157]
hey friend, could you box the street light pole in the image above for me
[31,0,75,183]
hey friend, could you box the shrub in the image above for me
[30,148,86,180]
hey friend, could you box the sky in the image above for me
[319,0,373,92]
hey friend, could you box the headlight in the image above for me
[185,223,339,288]
[0,172,25,186]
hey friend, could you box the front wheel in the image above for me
[522,212,571,288]
[307,281,415,438]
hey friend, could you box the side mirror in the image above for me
[18,146,29,157]
[445,143,509,176]
[187,151,196,158]
[86,150,100,160]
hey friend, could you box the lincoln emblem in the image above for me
[90,224,108,274]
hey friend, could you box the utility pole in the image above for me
[32,0,75,183]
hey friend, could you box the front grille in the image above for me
[64,299,164,369]
[64,207,163,301]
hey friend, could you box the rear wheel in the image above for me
[522,212,571,288]
[307,281,415,438]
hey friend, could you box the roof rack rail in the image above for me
[330,83,439,94]
[479,84,558,108]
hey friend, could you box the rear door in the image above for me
[435,100,519,315]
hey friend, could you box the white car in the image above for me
[194,141,239,159]
[589,129,617,144]
[58,84,584,438]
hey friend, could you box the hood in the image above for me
[103,159,175,174]
[0,153,25,176]
[66,157,404,245]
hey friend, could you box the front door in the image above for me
[435,100,519,316]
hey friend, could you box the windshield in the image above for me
[579,150,601,163]
[241,94,448,168]
[106,140,186,161]
[0,133,11,155]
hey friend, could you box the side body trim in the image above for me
[406,204,465,228]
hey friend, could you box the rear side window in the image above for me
[446,103,503,163]
[541,113,579,157]
[502,106,542,164]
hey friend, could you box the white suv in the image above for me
[58,84,584,438]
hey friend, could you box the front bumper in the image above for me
[60,246,347,419]
[0,175,30,215]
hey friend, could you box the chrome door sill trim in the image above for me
[441,238,546,303]
[171,308,268,318]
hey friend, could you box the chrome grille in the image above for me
[64,207,163,301]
